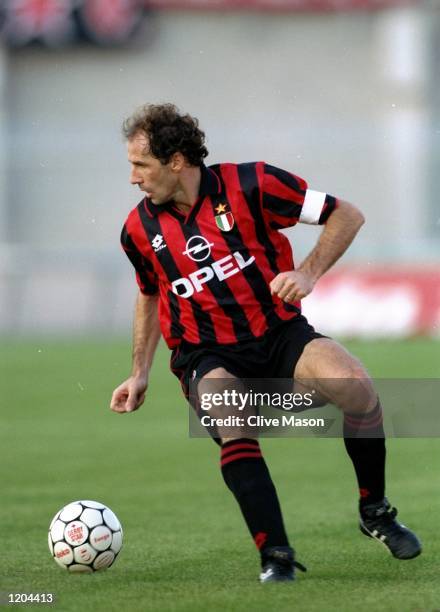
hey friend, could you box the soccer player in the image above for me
[110,103,421,583]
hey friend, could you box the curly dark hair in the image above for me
[122,103,208,167]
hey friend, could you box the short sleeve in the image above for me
[121,225,159,296]
[261,163,337,229]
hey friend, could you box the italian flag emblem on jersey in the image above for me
[215,211,235,231]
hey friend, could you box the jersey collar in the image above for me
[198,163,221,197]
[144,164,221,217]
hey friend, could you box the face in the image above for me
[127,132,180,205]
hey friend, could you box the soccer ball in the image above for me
[48,500,123,573]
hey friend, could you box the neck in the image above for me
[173,165,202,213]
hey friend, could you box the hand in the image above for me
[270,270,315,303]
[110,375,148,414]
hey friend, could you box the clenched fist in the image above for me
[270,270,315,303]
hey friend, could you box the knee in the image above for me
[197,368,237,403]
[346,363,376,404]
[324,365,377,413]
[201,367,236,380]
[339,373,378,413]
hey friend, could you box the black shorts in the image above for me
[170,314,326,399]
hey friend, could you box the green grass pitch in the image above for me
[1,337,439,611]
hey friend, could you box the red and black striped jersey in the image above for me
[121,161,337,349]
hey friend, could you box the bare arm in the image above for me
[270,200,365,302]
[110,291,161,413]
[131,292,161,377]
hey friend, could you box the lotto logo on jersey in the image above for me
[152,234,167,252]
[172,252,255,298]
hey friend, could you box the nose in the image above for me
[130,167,141,185]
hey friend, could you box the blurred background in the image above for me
[1,5,439,608]
[0,0,439,338]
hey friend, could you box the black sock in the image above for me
[220,438,290,553]
[343,401,386,508]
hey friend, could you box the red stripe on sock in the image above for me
[344,415,383,428]
[356,415,383,429]
[361,407,382,422]
[345,408,380,423]
[221,443,261,458]
[344,407,383,427]
[254,532,268,550]
[221,451,263,467]
[221,438,259,449]
[344,412,383,430]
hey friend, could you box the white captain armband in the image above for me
[299,189,327,225]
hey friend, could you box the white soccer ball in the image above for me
[48,500,123,573]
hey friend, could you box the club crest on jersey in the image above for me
[215,211,234,232]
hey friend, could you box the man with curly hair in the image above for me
[110,103,421,583]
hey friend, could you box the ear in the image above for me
[170,152,185,172]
